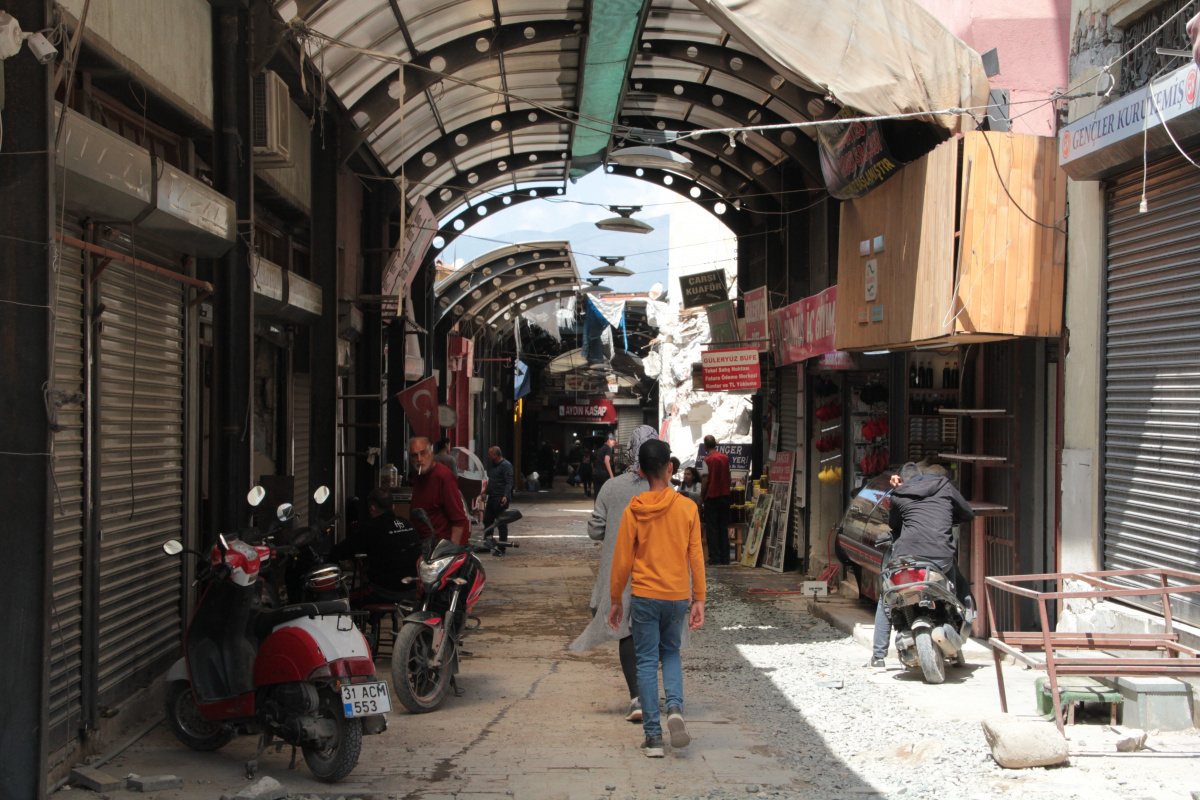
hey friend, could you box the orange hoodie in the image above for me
[610,487,706,604]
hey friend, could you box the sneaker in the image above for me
[625,697,643,723]
[864,657,886,669]
[640,734,664,758]
[666,706,690,748]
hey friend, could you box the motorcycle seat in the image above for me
[256,600,350,637]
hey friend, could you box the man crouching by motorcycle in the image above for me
[866,462,975,668]
[332,486,423,604]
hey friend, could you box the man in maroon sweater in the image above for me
[408,436,469,545]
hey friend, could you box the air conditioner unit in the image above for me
[252,70,292,167]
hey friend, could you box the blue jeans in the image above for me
[631,595,688,737]
[872,555,959,659]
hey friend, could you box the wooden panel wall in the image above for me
[834,137,958,350]
[954,132,1066,338]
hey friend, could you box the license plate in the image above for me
[341,681,391,717]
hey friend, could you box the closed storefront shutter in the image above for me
[48,229,87,749]
[617,405,642,455]
[780,367,799,453]
[96,260,186,704]
[293,371,311,527]
[1104,152,1200,626]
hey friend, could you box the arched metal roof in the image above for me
[435,240,582,327]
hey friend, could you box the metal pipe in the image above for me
[55,234,213,291]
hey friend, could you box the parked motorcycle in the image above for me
[391,508,522,713]
[160,486,390,782]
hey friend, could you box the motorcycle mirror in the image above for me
[247,486,267,507]
[162,540,184,556]
[411,508,434,530]
[218,534,229,554]
[276,502,295,522]
[313,486,330,505]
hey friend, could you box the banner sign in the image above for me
[697,443,752,476]
[680,269,728,309]
[701,348,761,391]
[706,300,739,344]
[557,398,617,424]
[771,286,838,366]
[744,286,770,352]
[383,197,437,321]
[396,375,439,442]
[563,373,607,393]
[816,108,902,199]
[768,450,795,483]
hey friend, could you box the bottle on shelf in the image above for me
[952,361,960,389]
[923,361,933,388]
[909,360,918,388]
[383,463,399,489]
[942,362,951,389]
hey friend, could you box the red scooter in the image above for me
[161,487,390,782]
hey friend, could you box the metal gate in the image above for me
[978,341,1020,633]
[96,259,186,705]
[779,366,802,559]
[1104,152,1200,627]
[47,231,87,749]
[616,405,642,456]
[293,371,311,527]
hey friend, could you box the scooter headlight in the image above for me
[418,555,455,585]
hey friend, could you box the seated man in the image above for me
[331,486,423,602]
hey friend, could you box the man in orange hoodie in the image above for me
[608,439,706,757]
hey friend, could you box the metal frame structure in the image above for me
[986,568,1200,733]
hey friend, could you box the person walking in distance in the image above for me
[484,446,515,547]
[579,447,595,498]
[592,433,617,497]
[699,435,732,565]
[408,437,469,546]
[608,438,706,758]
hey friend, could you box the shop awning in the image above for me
[691,0,990,135]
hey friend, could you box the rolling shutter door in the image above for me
[780,367,799,454]
[293,371,311,527]
[96,260,185,704]
[617,405,642,455]
[1104,152,1200,627]
[48,230,87,749]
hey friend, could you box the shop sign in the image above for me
[771,286,838,366]
[768,450,794,483]
[701,348,761,391]
[816,108,903,199]
[819,350,856,370]
[557,398,617,424]
[697,443,752,476]
[680,269,728,309]
[1060,62,1200,169]
[383,197,437,320]
[744,286,770,352]
[563,373,605,393]
[706,300,739,344]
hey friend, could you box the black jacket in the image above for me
[331,511,422,592]
[887,475,975,561]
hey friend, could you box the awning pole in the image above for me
[55,233,214,292]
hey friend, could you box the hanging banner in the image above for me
[680,269,728,309]
[816,107,903,200]
[744,286,770,353]
[771,286,838,366]
[706,300,739,344]
[701,348,761,391]
[396,375,439,442]
[382,197,437,321]
[557,398,617,424]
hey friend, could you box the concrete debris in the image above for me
[222,776,286,800]
[816,679,844,689]
[69,766,122,792]
[1114,727,1148,752]
[125,774,184,792]
[980,716,1068,769]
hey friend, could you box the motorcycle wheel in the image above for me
[302,690,363,782]
[914,630,946,684]
[164,681,234,751]
[392,623,454,713]
[953,650,968,668]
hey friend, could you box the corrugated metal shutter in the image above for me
[1104,152,1200,627]
[780,367,799,453]
[48,227,87,748]
[293,371,311,527]
[616,405,642,455]
[96,260,185,704]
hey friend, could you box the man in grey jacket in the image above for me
[570,425,690,723]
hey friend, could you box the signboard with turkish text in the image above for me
[697,443,752,477]
[701,348,761,391]
[382,197,437,320]
[563,373,606,393]
[768,450,794,483]
[557,398,617,424]
[396,375,439,442]
[771,286,837,366]
[816,108,902,199]
[744,286,770,352]
[680,269,728,309]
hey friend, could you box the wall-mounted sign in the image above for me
[819,350,856,370]
[680,269,728,309]
[744,286,770,353]
[561,373,606,393]
[557,398,617,424]
[816,107,903,199]
[771,286,838,366]
[706,300,739,344]
[697,442,752,476]
[768,450,794,483]
[701,348,761,391]
[864,260,877,301]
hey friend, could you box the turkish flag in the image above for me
[396,375,439,442]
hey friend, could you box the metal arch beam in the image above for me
[426,150,569,219]
[426,189,543,260]
[624,78,821,183]
[635,39,824,119]
[454,275,586,321]
[485,284,590,325]
[658,149,780,213]
[605,164,754,236]
[488,287,581,330]
[393,108,568,187]
[438,249,573,310]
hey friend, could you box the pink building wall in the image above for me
[915,0,1072,137]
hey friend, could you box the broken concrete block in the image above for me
[1114,728,1148,752]
[231,776,286,800]
[981,716,1068,769]
[126,774,184,792]
[70,767,122,792]
[817,679,844,689]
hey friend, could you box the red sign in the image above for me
[557,399,617,424]
[396,375,439,442]
[772,286,838,366]
[769,450,794,483]
[744,286,770,353]
[701,348,761,391]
